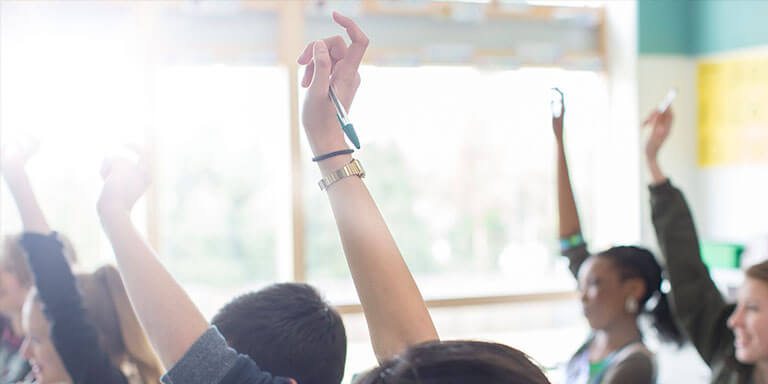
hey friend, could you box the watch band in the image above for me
[318,159,365,191]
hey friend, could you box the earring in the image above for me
[625,297,639,314]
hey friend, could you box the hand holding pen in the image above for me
[298,12,368,155]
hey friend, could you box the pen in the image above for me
[328,85,360,149]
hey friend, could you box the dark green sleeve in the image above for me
[650,180,734,367]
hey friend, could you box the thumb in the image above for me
[308,40,332,99]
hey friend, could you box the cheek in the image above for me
[747,313,768,343]
[588,286,612,303]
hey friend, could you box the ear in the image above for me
[623,277,646,301]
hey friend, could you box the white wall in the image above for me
[593,0,641,249]
[637,55,700,249]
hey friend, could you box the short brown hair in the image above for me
[355,340,550,384]
[746,260,768,283]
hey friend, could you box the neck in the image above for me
[591,318,641,360]
[754,361,768,384]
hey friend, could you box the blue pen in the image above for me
[329,85,360,149]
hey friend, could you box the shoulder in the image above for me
[603,344,655,384]
[161,327,290,384]
[219,356,293,384]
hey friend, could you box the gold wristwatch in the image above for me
[318,159,365,191]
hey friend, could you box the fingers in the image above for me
[333,12,369,73]
[299,35,346,64]
[299,36,348,88]
[307,40,332,99]
[642,111,658,127]
[301,61,315,88]
[299,13,367,86]
[324,35,348,62]
[663,108,674,124]
[100,145,151,181]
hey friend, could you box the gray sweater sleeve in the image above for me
[161,327,240,384]
[161,327,290,384]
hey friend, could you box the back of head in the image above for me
[597,246,684,345]
[76,265,164,384]
[356,340,550,384]
[212,283,347,384]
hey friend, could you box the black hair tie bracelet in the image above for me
[312,149,354,162]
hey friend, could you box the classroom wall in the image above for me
[637,0,698,251]
[637,0,768,249]
[691,1,768,56]
[692,1,768,247]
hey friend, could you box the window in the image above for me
[305,66,608,303]
[154,65,292,316]
[0,1,145,269]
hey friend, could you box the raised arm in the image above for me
[2,140,51,234]
[552,93,589,276]
[644,108,733,366]
[298,13,438,362]
[97,153,207,369]
[20,232,126,383]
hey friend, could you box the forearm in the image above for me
[21,233,80,314]
[98,206,208,369]
[646,156,667,186]
[650,181,730,363]
[318,154,438,362]
[21,234,121,382]
[556,141,581,237]
[650,182,711,291]
[4,169,51,234]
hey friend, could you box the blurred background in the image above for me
[1,0,766,382]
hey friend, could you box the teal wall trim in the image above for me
[691,0,768,55]
[639,0,768,56]
[638,0,691,55]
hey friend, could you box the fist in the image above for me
[98,151,151,214]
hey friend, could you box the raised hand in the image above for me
[98,148,151,214]
[552,89,565,142]
[0,137,52,234]
[643,108,674,184]
[2,137,39,176]
[643,108,674,162]
[297,12,369,156]
[97,146,210,370]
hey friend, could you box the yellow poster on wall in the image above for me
[698,56,768,167]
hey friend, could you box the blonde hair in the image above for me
[2,233,78,289]
[75,265,164,384]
